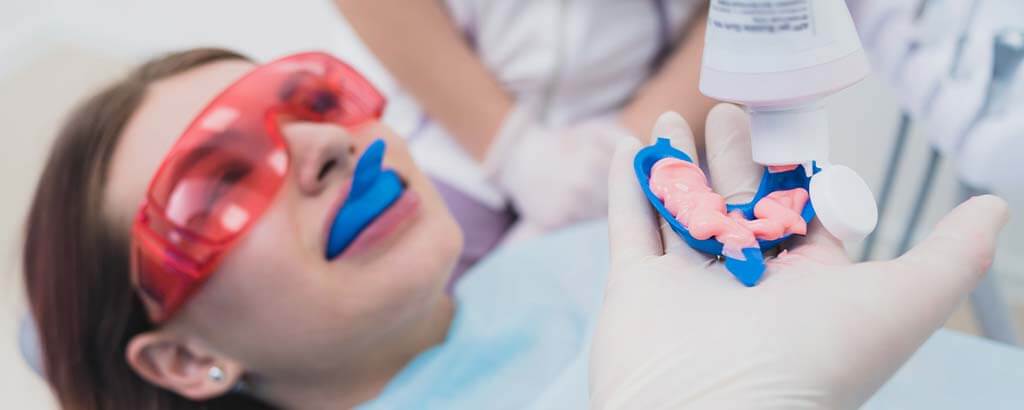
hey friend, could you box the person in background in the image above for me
[335,0,717,280]
[337,0,1024,283]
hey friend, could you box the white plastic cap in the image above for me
[809,165,879,243]
[749,106,829,165]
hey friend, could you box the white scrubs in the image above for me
[386,0,704,279]
[394,0,703,208]
[852,0,1024,203]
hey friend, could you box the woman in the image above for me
[24,47,1011,410]
[25,48,468,409]
[29,45,621,409]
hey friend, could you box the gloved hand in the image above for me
[590,105,1010,409]
[484,106,630,231]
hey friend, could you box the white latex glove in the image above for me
[484,106,629,230]
[590,106,1011,410]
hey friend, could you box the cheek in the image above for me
[178,203,459,360]
[179,202,345,348]
[383,206,463,295]
[190,212,320,326]
[173,126,465,362]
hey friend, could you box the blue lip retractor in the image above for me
[325,139,405,260]
[634,138,818,286]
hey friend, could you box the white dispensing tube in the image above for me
[700,0,879,243]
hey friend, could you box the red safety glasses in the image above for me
[131,52,385,322]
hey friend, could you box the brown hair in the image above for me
[23,48,276,410]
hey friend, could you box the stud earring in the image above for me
[208,366,225,383]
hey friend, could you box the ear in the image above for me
[126,331,244,401]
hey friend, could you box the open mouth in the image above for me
[324,139,409,260]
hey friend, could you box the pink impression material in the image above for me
[649,158,809,260]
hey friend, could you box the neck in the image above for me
[258,296,454,410]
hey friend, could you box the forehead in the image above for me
[104,60,256,227]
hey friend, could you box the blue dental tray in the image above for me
[633,138,818,286]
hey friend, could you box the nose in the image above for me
[281,122,357,196]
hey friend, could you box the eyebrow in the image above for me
[165,128,249,184]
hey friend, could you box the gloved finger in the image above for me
[651,111,699,166]
[578,140,620,222]
[705,103,762,204]
[650,112,704,259]
[787,219,852,265]
[818,195,1011,385]
[894,195,1010,291]
[608,137,662,268]
[533,128,618,227]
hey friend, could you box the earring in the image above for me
[208,366,226,383]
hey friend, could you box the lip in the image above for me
[321,173,421,260]
[338,189,421,259]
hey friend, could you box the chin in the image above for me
[400,180,463,284]
[408,213,463,289]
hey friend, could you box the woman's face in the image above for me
[105,60,463,379]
